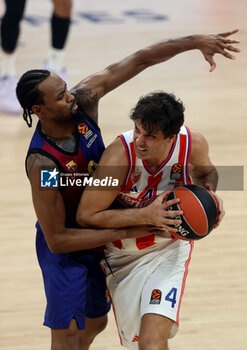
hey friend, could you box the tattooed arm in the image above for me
[70,30,239,123]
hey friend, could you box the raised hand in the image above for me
[195,29,240,72]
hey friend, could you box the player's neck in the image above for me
[145,144,173,171]
[143,135,176,171]
[41,120,75,138]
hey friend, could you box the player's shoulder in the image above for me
[190,128,208,145]
[190,129,209,162]
[99,137,128,167]
[26,152,57,179]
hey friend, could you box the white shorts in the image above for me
[102,239,193,350]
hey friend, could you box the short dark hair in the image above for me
[16,69,50,127]
[130,91,185,138]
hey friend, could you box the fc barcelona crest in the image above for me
[66,160,77,172]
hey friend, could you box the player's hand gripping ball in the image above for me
[166,184,218,240]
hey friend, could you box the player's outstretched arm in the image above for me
[26,153,164,254]
[71,29,240,122]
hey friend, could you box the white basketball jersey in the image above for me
[106,125,192,253]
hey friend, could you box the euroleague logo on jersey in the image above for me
[170,162,183,180]
[78,123,89,134]
[150,289,162,304]
[78,123,94,140]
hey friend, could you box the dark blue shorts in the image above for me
[36,227,111,330]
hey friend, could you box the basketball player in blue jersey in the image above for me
[77,91,225,350]
[16,30,239,350]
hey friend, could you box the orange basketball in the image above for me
[166,184,218,240]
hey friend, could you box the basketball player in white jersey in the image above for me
[76,91,224,350]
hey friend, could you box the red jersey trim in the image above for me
[184,126,192,184]
[176,241,194,324]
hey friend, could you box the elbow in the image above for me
[46,236,65,254]
[76,205,96,227]
[44,229,70,254]
[135,48,159,69]
[76,210,88,227]
[49,244,61,254]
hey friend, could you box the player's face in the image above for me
[133,119,174,163]
[38,73,78,122]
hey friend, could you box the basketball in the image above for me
[166,184,218,241]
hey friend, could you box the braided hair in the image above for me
[16,69,50,127]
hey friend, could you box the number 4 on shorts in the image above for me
[165,287,177,308]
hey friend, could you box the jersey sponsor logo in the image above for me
[150,289,162,304]
[117,193,155,208]
[66,160,77,172]
[40,168,59,188]
[170,162,183,180]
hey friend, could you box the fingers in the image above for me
[224,45,240,53]
[161,208,183,231]
[165,208,183,218]
[217,33,240,60]
[200,30,240,71]
[157,190,171,202]
[204,54,216,72]
[222,50,236,59]
[161,222,180,233]
[214,212,224,229]
[218,29,239,37]
[219,41,240,52]
[222,38,240,45]
[217,43,240,61]
[209,44,238,63]
[211,192,225,229]
[163,196,180,209]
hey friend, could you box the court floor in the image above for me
[0,0,246,349]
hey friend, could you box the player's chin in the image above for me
[135,149,148,159]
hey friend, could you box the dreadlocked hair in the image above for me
[16,69,50,127]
